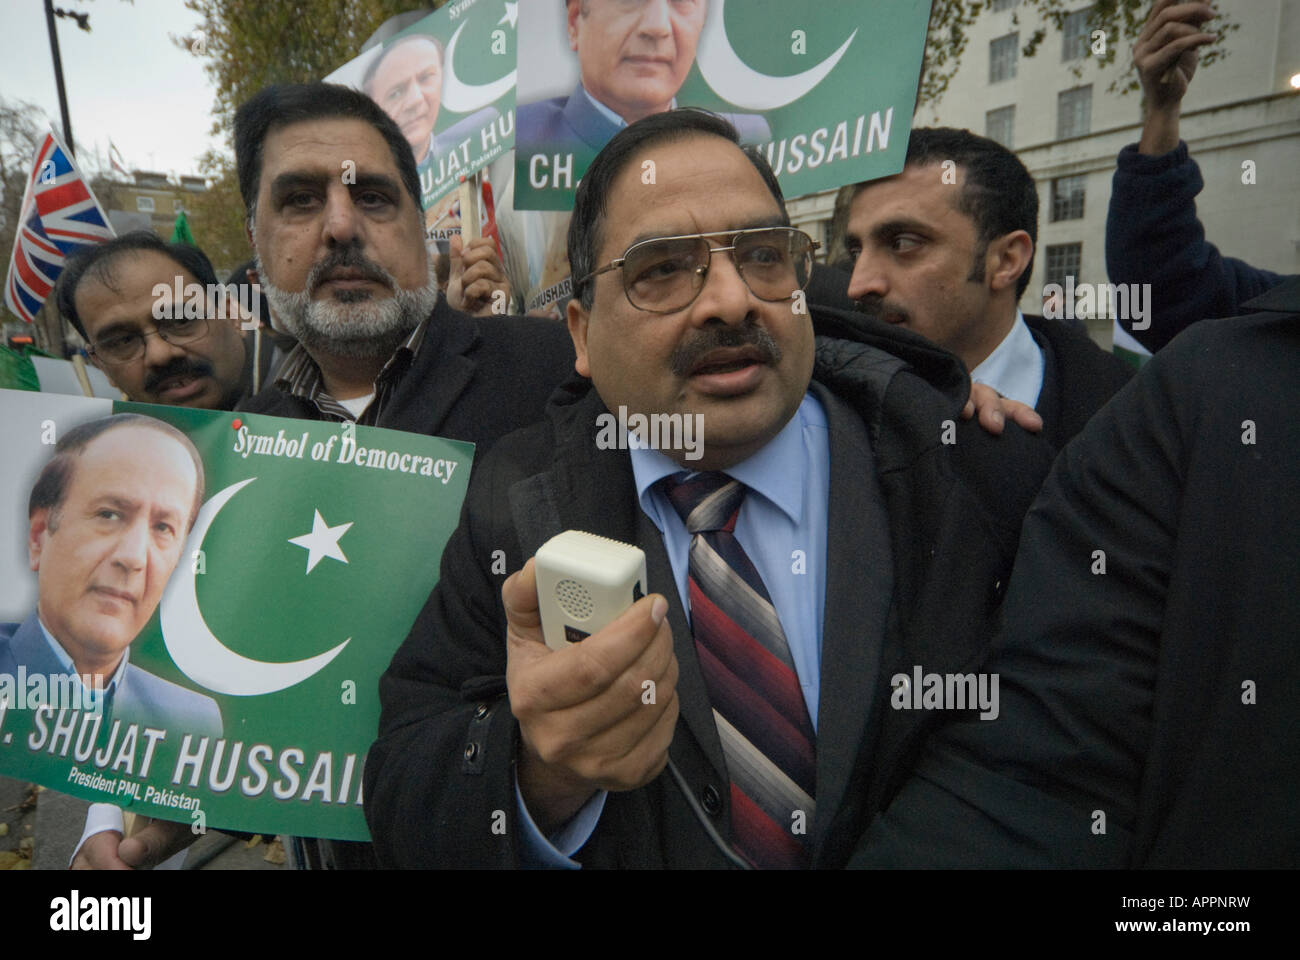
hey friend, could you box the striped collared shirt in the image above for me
[272,314,430,425]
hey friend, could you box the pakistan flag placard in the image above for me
[0,389,472,840]
[324,0,517,212]
[514,0,931,210]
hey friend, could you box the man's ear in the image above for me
[566,0,582,51]
[28,508,51,572]
[566,298,591,378]
[987,230,1034,295]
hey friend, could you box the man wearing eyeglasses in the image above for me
[58,232,257,411]
[365,109,1055,868]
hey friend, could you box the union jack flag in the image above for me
[4,131,115,324]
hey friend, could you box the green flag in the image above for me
[0,389,473,840]
[170,209,194,245]
[0,343,56,392]
[514,0,931,210]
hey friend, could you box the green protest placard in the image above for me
[514,0,931,211]
[325,0,517,213]
[0,389,472,841]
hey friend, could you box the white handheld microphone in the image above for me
[534,531,648,651]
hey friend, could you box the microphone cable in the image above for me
[665,756,752,870]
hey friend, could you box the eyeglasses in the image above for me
[576,227,820,314]
[88,315,211,365]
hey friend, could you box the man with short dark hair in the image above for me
[233,82,573,440]
[364,109,1055,868]
[844,127,1132,450]
[57,233,257,410]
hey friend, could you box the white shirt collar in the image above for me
[969,309,1044,409]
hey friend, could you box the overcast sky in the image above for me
[2,0,224,179]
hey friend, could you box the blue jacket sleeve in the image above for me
[1105,141,1285,353]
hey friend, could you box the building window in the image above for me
[986,106,1015,148]
[1057,85,1092,139]
[1050,175,1086,221]
[136,195,155,213]
[992,0,1019,10]
[1044,243,1083,295]
[1062,7,1093,61]
[990,33,1018,83]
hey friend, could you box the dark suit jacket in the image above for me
[855,276,1300,867]
[1022,313,1133,451]
[0,614,222,738]
[518,85,772,154]
[238,296,576,448]
[363,306,1055,867]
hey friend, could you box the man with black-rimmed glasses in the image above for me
[57,232,257,410]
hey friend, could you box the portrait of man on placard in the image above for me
[361,32,500,184]
[0,413,222,738]
[517,0,769,159]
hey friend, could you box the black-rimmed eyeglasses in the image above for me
[575,226,820,314]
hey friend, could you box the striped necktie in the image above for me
[662,471,816,869]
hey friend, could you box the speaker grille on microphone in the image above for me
[556,578,594,620]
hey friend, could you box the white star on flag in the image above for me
[288,510,353,574]
[499,2,517,28]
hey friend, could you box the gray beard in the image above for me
[256,255,440,361]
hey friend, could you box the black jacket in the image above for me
[857,276,1300,867]
[364,306,1055,867]
[1106,141,1290,354]
[238,296,576,448]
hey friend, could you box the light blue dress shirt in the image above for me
[969,310,1044,408]
[518,393,831,867]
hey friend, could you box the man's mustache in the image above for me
[670,323,781,377]
[853,293,909,325]
[307,247,398,296]
[144,355,214,393]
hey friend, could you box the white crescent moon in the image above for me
[695,0,857,112]
[160,478,350,697]
[441,19,516,115]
